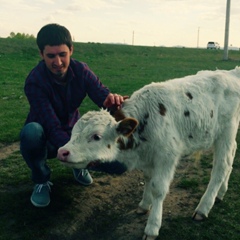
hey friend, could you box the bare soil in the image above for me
[1,143,207,240]
[0,142,20,160]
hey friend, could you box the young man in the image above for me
[20,23,126,207]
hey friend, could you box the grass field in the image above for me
[0,37,239,143]
[0,38,240,240]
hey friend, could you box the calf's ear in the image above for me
[116,118,138,137]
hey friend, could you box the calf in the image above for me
[58,67,240,240]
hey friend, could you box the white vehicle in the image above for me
[207,42,220,49]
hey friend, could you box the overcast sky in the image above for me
[0,0,239,48]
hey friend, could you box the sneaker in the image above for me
[73,169,93,186]
[30,181,53,207]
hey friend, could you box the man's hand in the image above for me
[103,93,128,109]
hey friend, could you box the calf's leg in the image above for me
[193,126,237,220]
[137,173,153,214]
[142,154,178,239]
[217,141,236,201]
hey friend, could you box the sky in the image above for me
[0,0,239,48]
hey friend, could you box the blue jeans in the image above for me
[20,122,58,184]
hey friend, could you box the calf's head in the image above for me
[57,109,138,169]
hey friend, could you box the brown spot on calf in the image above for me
[186,92,193,100]
[113,109,126,122]
[210,110,213,118]
[184,110,190,117]
[117,135,135,150]
[159,103,166,116]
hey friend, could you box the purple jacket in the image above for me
[24,59,109,148]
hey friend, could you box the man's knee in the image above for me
[21,122,44,142]
[20,122,46,151]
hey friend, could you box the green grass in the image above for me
[177,178,199,190]
[0,38,240,240]
[0,37,239,143]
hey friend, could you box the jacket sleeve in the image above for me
[82,64,110,107]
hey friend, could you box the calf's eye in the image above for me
[93,134,102,141]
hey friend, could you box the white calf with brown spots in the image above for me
[58,67,240,240]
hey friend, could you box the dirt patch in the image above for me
[0,142,20,160]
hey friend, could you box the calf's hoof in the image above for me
[142,234,157,240]
[192,211,207,221]
[136,206,149,215]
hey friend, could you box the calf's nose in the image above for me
[57,148,70,162]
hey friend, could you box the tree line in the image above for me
[8,32,35,39]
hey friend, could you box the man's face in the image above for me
[40,44,73,79]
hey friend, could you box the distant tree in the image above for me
[8,32,35,39]
[9,32,16,38]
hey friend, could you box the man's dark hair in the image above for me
[37,23,73,53]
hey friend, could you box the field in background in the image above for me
[0,38,240,240]
[0,37,239,143]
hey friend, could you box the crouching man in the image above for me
[20,23,127,207]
